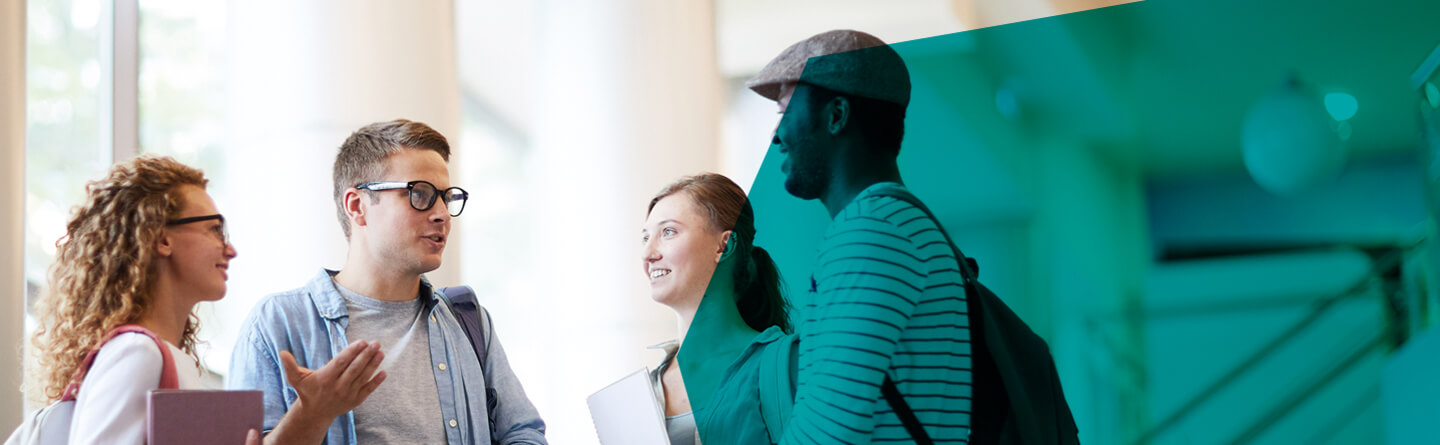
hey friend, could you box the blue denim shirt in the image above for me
[227,269,547,445]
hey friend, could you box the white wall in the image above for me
[1,0,26,432]
[503,1,723,442]
[203,0,463,374]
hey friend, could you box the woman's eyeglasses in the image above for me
[166,214,229,245]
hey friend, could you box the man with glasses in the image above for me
[229,119,547,445]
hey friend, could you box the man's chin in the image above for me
[784,176,821,200]
[414,258,444,275]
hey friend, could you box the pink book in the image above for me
[146,390,263,445]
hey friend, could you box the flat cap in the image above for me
[746,29,910,107]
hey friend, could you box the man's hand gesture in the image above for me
[280,340,387,420]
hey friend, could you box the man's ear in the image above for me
[155,230,174,257]
[827,96,850,135]
[344,188,368,229]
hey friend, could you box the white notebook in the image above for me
[587,368,669,445]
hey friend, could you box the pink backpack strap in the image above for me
[60,324,180,402]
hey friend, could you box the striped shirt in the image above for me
[781,182,973,444]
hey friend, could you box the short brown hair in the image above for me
[332,119,451,238]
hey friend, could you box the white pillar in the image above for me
[210,0,461,373]
[506,1,722,442]
[1,0,26,430]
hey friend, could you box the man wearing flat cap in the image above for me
[740,29,1080,445]
[748,29,976,444]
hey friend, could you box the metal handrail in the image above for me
[1131,294,1346,445]
[1298,381,1379,444]
[1133,248,1405,444]
[1226,324,1398,444]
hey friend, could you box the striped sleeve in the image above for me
[780,196,928,445]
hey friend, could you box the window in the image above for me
[23,0,113,406]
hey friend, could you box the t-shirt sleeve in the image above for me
[69,333,165,445]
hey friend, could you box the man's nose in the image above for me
[429,205,450,224]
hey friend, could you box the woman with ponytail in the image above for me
[639,173,792,444]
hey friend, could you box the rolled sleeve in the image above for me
[227,324,289,434]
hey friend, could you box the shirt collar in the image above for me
[647,339,680,352]
[308,268,441,320]
[308,269,348,320]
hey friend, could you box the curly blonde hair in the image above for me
[29,155,208,402]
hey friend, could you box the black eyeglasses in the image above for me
[167,214,229,245]
[355,180,469,217]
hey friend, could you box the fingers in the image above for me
[279,350,302,386]
[359,370,387,400]
[336,341,382,388]
[324,339,370,376]
[244,429,260,445]
[352,347,386,388]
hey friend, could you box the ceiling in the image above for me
[718,0,1440,177]
[456,0,1440,179]
[1113,0,1438,176]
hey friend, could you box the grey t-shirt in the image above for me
[336,281,448,445]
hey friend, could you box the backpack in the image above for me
[758,187,1080,445]
[5,325,179,445]
[437,285,501,445]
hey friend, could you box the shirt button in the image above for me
[437,362,447,371]
[449,419,458,428]
[430,315,436,322]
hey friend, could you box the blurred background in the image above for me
[3,0,1439,443]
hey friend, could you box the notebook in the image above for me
[587,368,669,445]
[147,390,263,445]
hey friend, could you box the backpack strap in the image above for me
[440,285,491,371]
[438,285,502,444]
[758,334,798,443]
[61,324,179,402]
[871,186,1079,443]
[868,186,979,284]
[882,376,934,445]
[867,186,976,443]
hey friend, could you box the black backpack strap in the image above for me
[867,186,977,284]
[439,285,501,444]
[441,285,489,370]
[882,376,935,445]
[872,186,1078,443]
[870,186,994,442]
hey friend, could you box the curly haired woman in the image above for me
[26,155,252,444]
